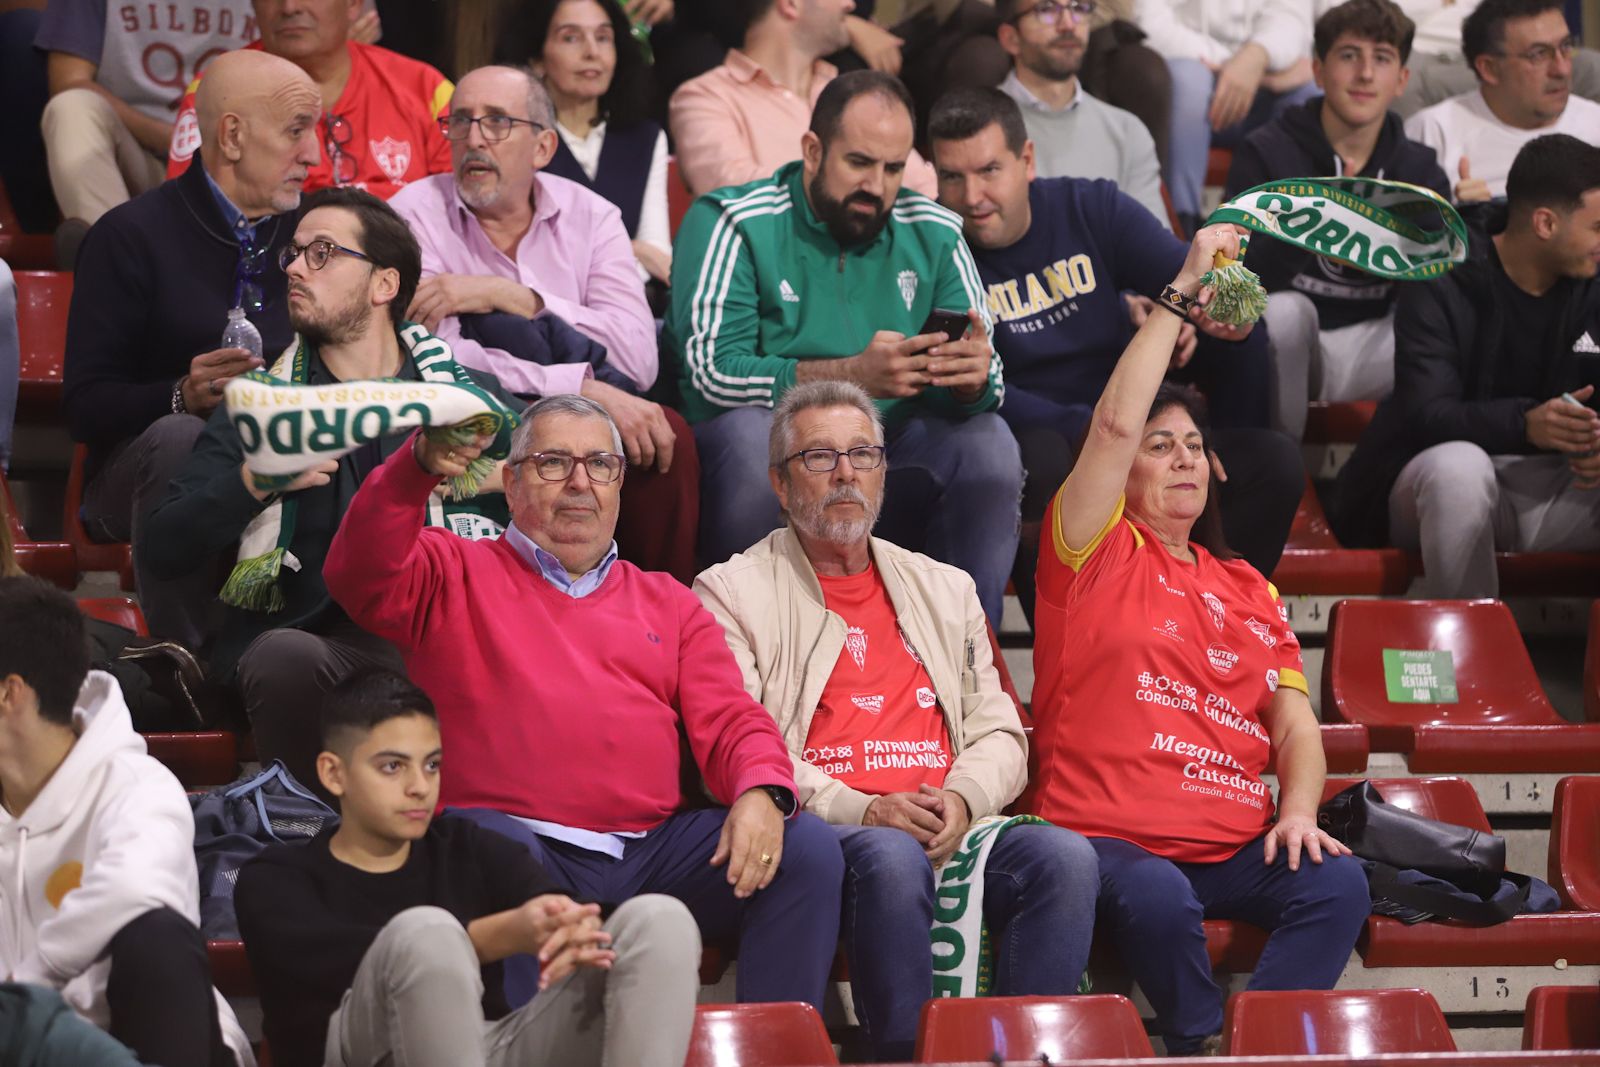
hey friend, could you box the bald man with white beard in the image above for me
[64,50,322,651]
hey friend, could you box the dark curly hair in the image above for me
[494,0,653,131]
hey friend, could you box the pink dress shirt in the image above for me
[668,49,938,200]
[388,171,657,397]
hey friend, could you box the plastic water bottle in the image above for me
[221,306,263,361]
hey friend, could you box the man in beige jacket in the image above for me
[695,380,1098,1063]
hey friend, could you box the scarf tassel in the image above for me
[219,546,290,613]
[1199,241,1268,327]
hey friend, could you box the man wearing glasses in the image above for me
[996,0,1172,230]
[695,380,1099,1063]
[166,0,453,199]
[390,66,698,581]
[63,49,316,651]
[141,186,514,794]
[1406,0,1600,202]
[323,392,848,1015]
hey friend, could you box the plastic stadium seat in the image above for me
[207,940,254,997]
[2,468,77,588]
[988,619,1027,722]
[1270,480,1414,596]
[686,1003,836,1067]
[15,270,70,423]
[1585,600,1600,724]
[144,732,238,788]
[0,181,54,271]
[1304,401,1378,444]
[1206,147,1233,189]
[914,994,1154,1062]
[1523,986,1600,1050]
[64,444,135,589]
[1324,777,1600,968]
[1265,724,1370,774]
[1324,600,1600,769]
[668,156,692,239]
[1223,988,1455,1056]
[78,596,147,634]
[1550,776,1600,911]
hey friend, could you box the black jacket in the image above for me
[1329,213,1600,546]
[1226,98,1451,331]
[62,155,295,481]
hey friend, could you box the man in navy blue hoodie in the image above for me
[928,87,1303,618]
[1225,0,1450,441]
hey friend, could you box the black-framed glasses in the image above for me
[438,113,545,142]
[1009,0,1096,25]
[323,112,356,186]
[234,236,269,312]
[1496,33,1579,65]
[513,450,625,483]
[278,239,373,272]
[783,446,886,473]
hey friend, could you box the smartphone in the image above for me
[920,307,969,343]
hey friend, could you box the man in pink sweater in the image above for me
[323,394,845,1008]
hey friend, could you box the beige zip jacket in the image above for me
[694,527,1028,826]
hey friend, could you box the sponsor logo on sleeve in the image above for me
[171,109,201,162]
[916,686,937,709]
[1266,668,1280,693]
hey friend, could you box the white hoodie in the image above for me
[1134,0,1313,73]
[0,671,253,1066]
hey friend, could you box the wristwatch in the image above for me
[759,785,797,817]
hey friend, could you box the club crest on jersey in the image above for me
[370,138,412,183]
[1245,617,1277,648]
[1206,643,1239,675]
[897,270,918,310]
[851,694,884,714]
[845,626,868,669]
[1201,591,1226,631]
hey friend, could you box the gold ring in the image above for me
[759,852,773,865]
[447,449,457,461]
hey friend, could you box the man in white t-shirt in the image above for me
[34,0,257,226]
[1405,0,1600,202]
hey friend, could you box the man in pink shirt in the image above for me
[670,0,938,198]
[389,65,698,581]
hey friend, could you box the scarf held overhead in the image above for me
[219,322,520,612]
[1198,177,1469,325]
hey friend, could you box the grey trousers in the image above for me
[1264,291,1395,441]
[325,898,701,1067]
[1389,443,1600,598]
[81,413,214,649]
[1394,50,1600,118]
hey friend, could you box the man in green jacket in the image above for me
[666,70,1022,626]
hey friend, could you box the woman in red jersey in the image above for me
[1025,224,1370,1056]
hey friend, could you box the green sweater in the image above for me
[665,161,1002,425]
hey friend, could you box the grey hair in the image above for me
[768,380,885,471]
[462,64,556,129]
[511,394,624,459]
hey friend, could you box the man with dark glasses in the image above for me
[63,49,315,651]
[165,0,453,200]
[143,186,516,796]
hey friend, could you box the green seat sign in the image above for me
[1382,649,1458,704]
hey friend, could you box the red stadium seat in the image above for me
[14,270,71,424]
[1324,777,1600,968]
[1523,986,1600,1050]
[1324,600,1600,770]
[1265,724,1370,774]
[988,619,1027,723]
[1585,601,1600,724]
[668,156,693,239]
[0,181,54,271]
[1206,147,1233,189]
[144,732,238,788]
[914,994,1154,1063]
[64,444,134,589]
[686,1003,836,1067]
[2,468,77,588]
[1550,776,1600,912]
[1304,401,1378,444]
[1223,988,1455,1056]
[78,596,147,634]
[207,940,254,997]
[1270,481,1414,596]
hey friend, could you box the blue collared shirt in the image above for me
[202,163,261,245]
[504,522,618,598]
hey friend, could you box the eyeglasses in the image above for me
[1009,0,1096,25]
[783,446,886,473]
[278,239,373,272]
[513,450,626,483]
[438,113,545,142]
[234,236,269,313]
[1496,33,1579,65]
[323,112,356,186]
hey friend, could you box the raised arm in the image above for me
[1056,225,1242,549]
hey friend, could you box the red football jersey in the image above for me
[1025,493,1308,862]
[802,564,952,796]
[167,40,452,199]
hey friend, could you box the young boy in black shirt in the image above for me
[235,670,700,1067]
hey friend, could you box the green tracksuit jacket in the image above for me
[664,161,1002,424]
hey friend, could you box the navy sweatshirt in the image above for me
[62,155,295,481]
[1225,97,1450,331]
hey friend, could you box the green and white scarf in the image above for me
[1197,177,1470,325]
[219,322,519,612]
[931,814,1091,998]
